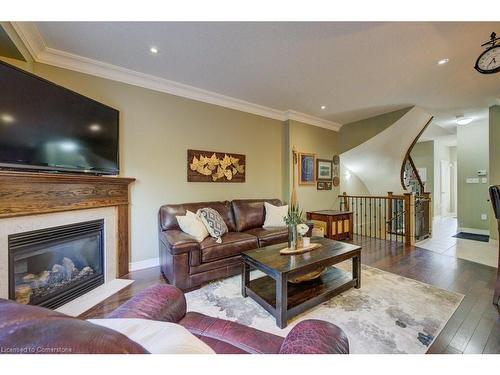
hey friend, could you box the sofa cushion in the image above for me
[197,208,228,242]
[263,202,288,228]
[88,318,215,354]
[200,232,258,263]
[180,312,284,354]
[244,227,288,247]
[159,201,236,232]
[231,199,283,232]
[176,211,209,242]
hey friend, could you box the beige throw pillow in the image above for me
[263,202,288,228]
[176,210,209,242]
[88,318,216,354]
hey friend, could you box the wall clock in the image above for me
[474,32,500,74]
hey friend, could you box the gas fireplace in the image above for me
[8,219,104,309]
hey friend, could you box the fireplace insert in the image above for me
[8,219,104,309]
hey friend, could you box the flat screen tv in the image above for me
[0,60,119,175]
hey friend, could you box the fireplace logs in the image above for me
[15,257,95,305]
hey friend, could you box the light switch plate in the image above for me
[466,178,479,184]
[481,214,487,220]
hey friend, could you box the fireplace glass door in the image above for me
[9,219,104,309]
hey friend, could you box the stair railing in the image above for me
[340,192,415,245]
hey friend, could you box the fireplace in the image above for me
[8,219,104,309]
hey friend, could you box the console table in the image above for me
[306,210,353,241]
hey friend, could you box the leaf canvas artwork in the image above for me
[187,149,246,182]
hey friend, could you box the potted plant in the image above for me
[284,204,306,250]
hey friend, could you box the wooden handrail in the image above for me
[400,116,434,191]
[339,193,406,200]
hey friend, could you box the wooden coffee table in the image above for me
[241,237,361,328]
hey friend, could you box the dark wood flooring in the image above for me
[80,235,499,354]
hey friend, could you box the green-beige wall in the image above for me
[457,120,490,233]
[284,120,340,211]
[489,105,500,240]
[0,56,339,263]
[338,107,412,153]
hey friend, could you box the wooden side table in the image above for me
[306,210,353,241]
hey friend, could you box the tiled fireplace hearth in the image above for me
[0,171,135,310]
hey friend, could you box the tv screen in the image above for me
[0,60,119,175]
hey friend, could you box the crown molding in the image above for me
[285,110,342,131]
[9,22,342,131]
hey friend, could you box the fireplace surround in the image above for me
[0,171,135,310]
[9,219,105,309]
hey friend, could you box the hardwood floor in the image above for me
[80,235,499,354]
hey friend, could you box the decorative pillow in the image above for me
[197,208,228,243]
[176,210,209,242]
[88,318,215,354]
[263,202,288,228]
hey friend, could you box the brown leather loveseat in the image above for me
[159,199,288,290]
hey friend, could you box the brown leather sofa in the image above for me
[159,199,288,290]
[0,285,349,354]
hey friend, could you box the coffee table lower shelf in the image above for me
[244,266,357,328]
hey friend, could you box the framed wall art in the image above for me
[187,149,246,182]
[317,181,333,190]
[316,158,333,182]
[299,152,316,185]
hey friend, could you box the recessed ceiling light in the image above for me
[456,116,473,125]
[89,123,101,132]
[0,113,15,124]
[150,46,158,54]
[320,105,326,110]
[437,58,449,65]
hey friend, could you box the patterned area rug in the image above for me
[185,263,463,354]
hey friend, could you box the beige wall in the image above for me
[457,120,490,232]
[285,120,340,211]
[1,57,286,263]
[338,107,412,153]
[489,105,500,239]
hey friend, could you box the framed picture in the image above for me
[316,159,333,181]
[317,181,333,190]
[187,149,246,183]
[299,152,316,185]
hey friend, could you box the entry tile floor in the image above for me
[416,216,498,268]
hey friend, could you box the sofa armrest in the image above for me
[160,230,200,255]
[107,285,186,323]
[279,320,349,354]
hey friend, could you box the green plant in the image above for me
[284,204,304,226]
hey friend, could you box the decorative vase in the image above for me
[288,224,298,250]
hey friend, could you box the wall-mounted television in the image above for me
[0,60,119,175]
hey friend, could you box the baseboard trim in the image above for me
[457,227,490,236]
[129,257,160,272]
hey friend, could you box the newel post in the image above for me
[342,192,349,211]
[404,192,415,246]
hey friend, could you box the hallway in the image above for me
[416,216,498,268]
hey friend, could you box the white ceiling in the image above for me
[32,21,500,125]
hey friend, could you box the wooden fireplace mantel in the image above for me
[0,170,136,276]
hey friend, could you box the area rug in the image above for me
[185,263,463,354]
[453,232,490,242]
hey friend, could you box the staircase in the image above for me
[338,106,433,244]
